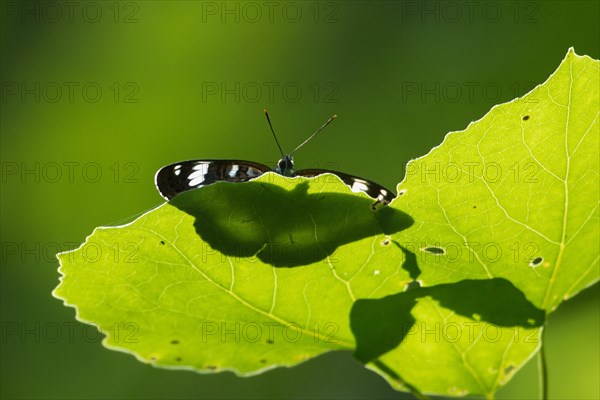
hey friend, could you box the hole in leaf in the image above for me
[423,246,445,255]
[530,257,543,267]
[504,364,516,375]
[523,115,530,120]
[373,270,380,276]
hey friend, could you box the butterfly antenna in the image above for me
[264,109,285,158]
[290,114,337,155]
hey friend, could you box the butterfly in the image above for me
[155,111,396,207]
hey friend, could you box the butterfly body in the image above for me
[275,155,295,177]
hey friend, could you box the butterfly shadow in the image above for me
[170,179,413,267]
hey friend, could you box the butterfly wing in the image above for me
[155,159,272,200]
[296,168,396,205]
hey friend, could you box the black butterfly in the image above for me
[155,111,396,207]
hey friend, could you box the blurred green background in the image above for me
[1,1,598,399]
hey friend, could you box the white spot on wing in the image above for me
[188,164,210,186]
[350,179,369,193]
[228,165,239,177]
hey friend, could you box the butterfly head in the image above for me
[265,109,336,178]
[275,155,295,177]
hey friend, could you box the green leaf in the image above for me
[391,48,599,312]
[53,175,413,374]
[364,48,599,396]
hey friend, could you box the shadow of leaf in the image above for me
[350,278,545,363]
[170,179,413,267]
